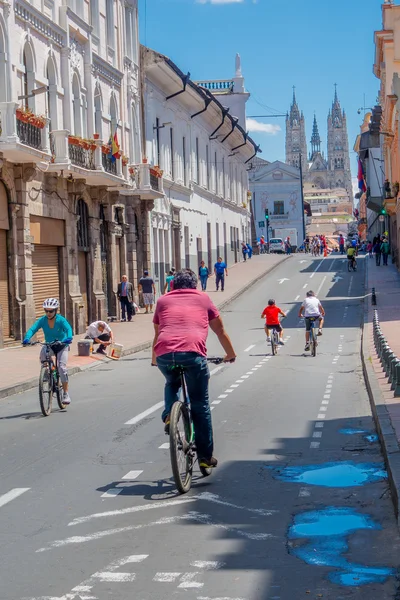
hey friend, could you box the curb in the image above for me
[0,255,291,400]
[360,260,400,522]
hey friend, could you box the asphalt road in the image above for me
[1,254,400,600]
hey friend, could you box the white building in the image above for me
[141,48,259,293]
[249,159,305,248]
[0,0,164,344]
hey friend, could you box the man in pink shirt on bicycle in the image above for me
[152,269,236,469]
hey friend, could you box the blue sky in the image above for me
[138,0,382,179]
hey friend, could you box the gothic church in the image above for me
[285,87,352,200]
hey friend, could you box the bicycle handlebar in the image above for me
[23,340,70,348]
[207,356,235,364]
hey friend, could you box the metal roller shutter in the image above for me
[32,245,60,339]
[0,229,10,338]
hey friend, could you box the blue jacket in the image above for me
[25,314,73,343]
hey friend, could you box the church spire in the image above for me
[310,113,321,159]
[289,85,301,126]
[332,84,342,127]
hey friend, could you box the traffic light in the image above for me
[265,208,269,220]
[380,207,387,216]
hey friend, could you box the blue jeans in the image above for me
[215,273,225,290]
[200,275,208,291]
[157,352,213,459]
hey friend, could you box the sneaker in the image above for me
[164,416,170,435]
[120,318,126,322]
[63,393,71,405]
[199,456,218,469]
[318,329,323,336]
[304,344,310,351]
[96,347,107,355]
[266,336,271,342]
[279,340,285,346]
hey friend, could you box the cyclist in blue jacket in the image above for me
[23,298,73,404]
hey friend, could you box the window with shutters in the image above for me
[77,199,90,251]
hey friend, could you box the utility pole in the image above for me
[299,151,306,242]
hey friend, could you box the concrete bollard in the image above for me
[385,349,395,377]
[391,359,400,391]
[381,344,390,371]
[376,334,385,356]
[372,287,377,305]
[388,354,397,383]
[395,363,400,397]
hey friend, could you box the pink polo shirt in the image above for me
[153,289,219,357]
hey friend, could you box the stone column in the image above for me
[51,130,70,164]
[0,102,18,143]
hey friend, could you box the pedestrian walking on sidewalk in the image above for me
[139,270,156,313]
[117,275,134,322]
[381,238,390,266]
[164,269,175,294]
[367,241,373,258]
[214,257,228,291]
[246,243,253,259]
[198,261,210,291]
[373,240,382,266]
[85,320,114,355]
[241,242,248,262]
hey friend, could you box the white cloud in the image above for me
[196,0,244,4]
[246,118,281,135]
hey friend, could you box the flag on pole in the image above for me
[357,159,366,192]
[108,128,121,163]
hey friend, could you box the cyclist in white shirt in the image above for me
[298,290,325,351]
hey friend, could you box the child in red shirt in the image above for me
[261,299,287,345]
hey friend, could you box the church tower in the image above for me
[310,114,321,161]
[285,88,307,174]
[327,85,352,198]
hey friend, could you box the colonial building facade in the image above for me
[0,0,164,346]
[286,89,353,201]
[142,48,258,294]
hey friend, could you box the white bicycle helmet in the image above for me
[43,298,59,310]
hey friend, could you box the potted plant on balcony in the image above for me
[93,133,100,140]
[122,155,129,167]
[150,165,163,178]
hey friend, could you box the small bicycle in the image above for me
[269,317,285,356]
[27,341,68,416]
[169,357,227,494]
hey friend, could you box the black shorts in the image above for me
[305,316,321,332]
[266,323,282,333]
[347,255,356,260]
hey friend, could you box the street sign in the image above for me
[379,215,385,222]
[258,221,265,228]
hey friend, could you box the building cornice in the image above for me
[15,0,66,47]
[92,54,124,87]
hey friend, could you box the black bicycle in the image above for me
[308,317,318,357]
[27,341,68,416]
[347,257,357,272]
[169,357,226,494]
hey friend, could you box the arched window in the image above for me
[77,198,90,251]
[46,57,58,130]
[72,73,82,136]
[94,84,102,138]
[22,42,35,109]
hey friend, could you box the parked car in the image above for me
[269,238,285,253]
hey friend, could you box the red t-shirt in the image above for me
[153,289,219,357]
[263,305,281,325]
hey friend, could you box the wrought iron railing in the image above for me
[69,144,95,169]
[102,153,117,175]
[150,172,160,190]
[17,120,41,150]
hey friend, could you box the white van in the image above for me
[269,238,285,254]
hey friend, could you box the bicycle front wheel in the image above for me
[39,366,52,416]
[55,375,66,410]
[169,401,193,494]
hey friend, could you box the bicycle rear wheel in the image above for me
[311,329,317,357]
[39,366,52,416]
[169,401,193,494]
[347,261,351,272]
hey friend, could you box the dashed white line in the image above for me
[235,379,244,383]
[295,295,300,301]
[323,395,331,399]
[122,470,143,480]
[299,487,311,497]
[209,365,224,376]
[0,488,30,509]
[101,489,123,498]
[159,442,170,449]
[303,283,308,289]
[153,572,181,582]
[218,394,228,398]
[125,402,164,425]
[310,441,320,449]
[310,259,324,278]
[244,344,255,352]
[313,432,322,438]
[230,384,240,388]
[315,422,324,428]
[322,400,329,405]
[212,400,221,405]
[224,389,234,393]
[317,414,326,420]
[315,275,327,297]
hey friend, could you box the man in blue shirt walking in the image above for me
[214,257,228,292]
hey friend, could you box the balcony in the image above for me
[69,138,96,170]
[0,102,51,162]
[102,153,117,175]
[270,212,289,220]
[119,163,164,200]
[196,80,234,92]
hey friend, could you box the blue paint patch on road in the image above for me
[288,507,395,586]
[364,434,379,443]
[339,428,368,435]
[270,461,387,487]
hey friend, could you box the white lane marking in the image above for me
[299,487,311,497]
[210,407,215,411]
[224,389,234,393]
[310,259,324,278]
[319,407,328,412]
[334,355,339,360]
[92,571,136,582]
[303,283,307,289]
[251,368,259,371]
[326,384,333,389]
[230,384,240,388]
[218,394,228,398]
[178,573,203,589]
[322,400,329,405]
[241,375,250,379]
[278,278,289,284]
[0,488,30,509]
[315,422,324,428]
[125,402,164,425]
[159,442,170,449]
[315,275,327,297]
[235,379,244,383]
[324,395,331,399]
[244,344,255,352]
[122,470,143,480]
[246,371,254,375]
[310,441,320,449]
[191,561,224,570]
[295,295,300,301]
[154,572,181,582]
[328,259,336,272]
[101,489,123,498]
[212,400,221,405]
[195,491,276,516]
[317,414,326,420]
[209,365,224,376]
[313,432,322,438]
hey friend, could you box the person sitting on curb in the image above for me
[85,320,114,355]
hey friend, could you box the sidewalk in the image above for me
[362,257,400,520]
[0,253,289,399]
